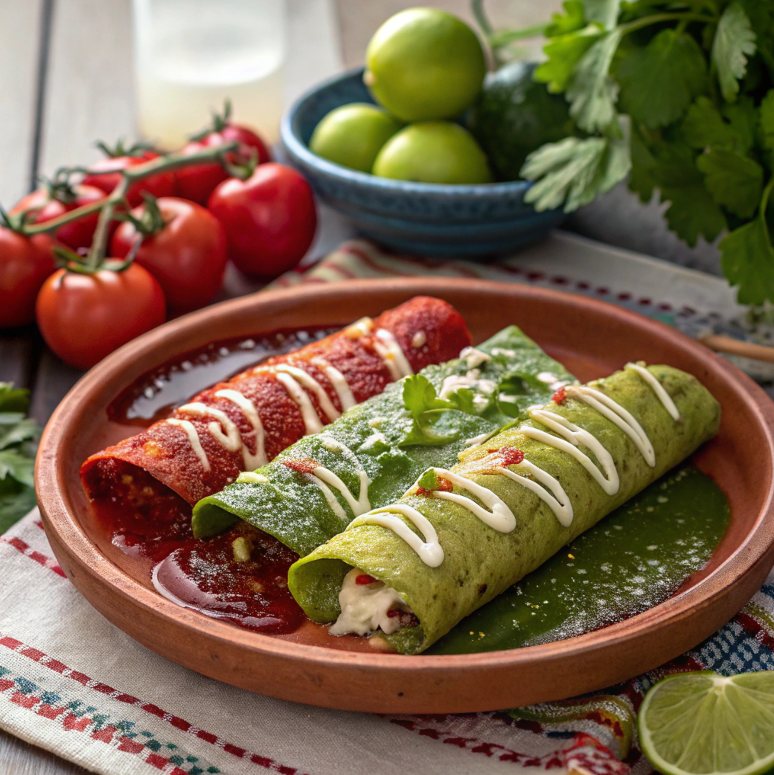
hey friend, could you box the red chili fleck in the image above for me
[417,477,453,497]
[282,458,320,475]
[488,447,524,466]
[552,386,567,405]
[500,447,525,466]
[356,574,377,585]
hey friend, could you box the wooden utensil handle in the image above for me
[700,334,774,365]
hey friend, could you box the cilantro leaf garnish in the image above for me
[720,179,774,305]
[484,0,773,305]
[398,375,479,448]
[523,134,630,213]
[417,469,440,491]
[0,383,40,533]
[616,30,706,130]
[696,148,763,219]
[566,29,622,132]
[712,2,756,103]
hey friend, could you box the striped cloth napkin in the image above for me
[1,237,771,775]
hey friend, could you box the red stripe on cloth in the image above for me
[736,611,774,650]
[0,630,308,774]
[1,536,65,577]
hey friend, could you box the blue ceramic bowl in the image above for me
[280,68,565,258]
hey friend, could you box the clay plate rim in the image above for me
[36,278,774,713]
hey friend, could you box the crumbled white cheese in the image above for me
[368,417,384,427]
[330,568,413,636]
[236,472,269,484]
[460,347,491,368]
[411,331,426,348]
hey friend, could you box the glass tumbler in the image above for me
[133,0,286,150]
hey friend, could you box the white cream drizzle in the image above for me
[303,435,371,519]
[565,385,656,467]
[177,402,242,453]
[429,468,516,533]
[167,419,211,471]
[345,317,374,339]
[349,505,444,568]
[214,389,267,468]
[490,460,573,527]
[625,362,681,421]
[465,428,497,447]
[311,357,356,411]
[236,471,269,484]
[274,372,324,435]
[373,329,413,380]
[523,409,620,496]
[271,365,340,422]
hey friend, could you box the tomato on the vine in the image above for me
[83,143,176,207]
[175,102,271,205]
[36,262,166,370]
[12,183,106,251]
[111,197,227,314]
[0,228,56,328]
[207,163,317,279]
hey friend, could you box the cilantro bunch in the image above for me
[487,0,774,304]
[0,384,40,532]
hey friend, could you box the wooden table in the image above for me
[0,1,562,771]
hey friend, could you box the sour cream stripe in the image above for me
[626,362,681,421]
[167,419,211,472]
[372,329,413,380]
[566,385,656,467]
[349,505,444,568]
[214,388,268,469]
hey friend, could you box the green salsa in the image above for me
[428,465,729,655]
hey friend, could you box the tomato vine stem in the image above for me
[20,141,240,272]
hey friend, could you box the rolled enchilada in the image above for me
[80,296,469,535]
[191,326,574,554]
[288,364,721,654]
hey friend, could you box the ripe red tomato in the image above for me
[207,163,317,279]
[83,150,176,207]
[0,229,56,328]
[11,184,106,251]
[36,262,166,369]
[175,123,272,205]
[110,197,228,314]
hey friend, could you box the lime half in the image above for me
[639,671,774,775]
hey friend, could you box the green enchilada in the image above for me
[191,325,574,555]
[288,364,720,654]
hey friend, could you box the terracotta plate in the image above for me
[36,278,774,713]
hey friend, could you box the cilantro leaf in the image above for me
[567,29,622,132]
[682,96,739,151]
[444,387,475,414]
[522,134,630,212]
[628,124,659,202]
[712,2,756,103]
[402,374,445,418]
[696,148,763,218]
[722,97,757,156]
[0,450,34,488]
[616,30,706,129]
[546,0,586,36]
[0,383,39,532]
[582,0,621,30]
[536,25,604,94]
[760,91,774,157]
[720,181,774,304]
[417,469,439,491]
